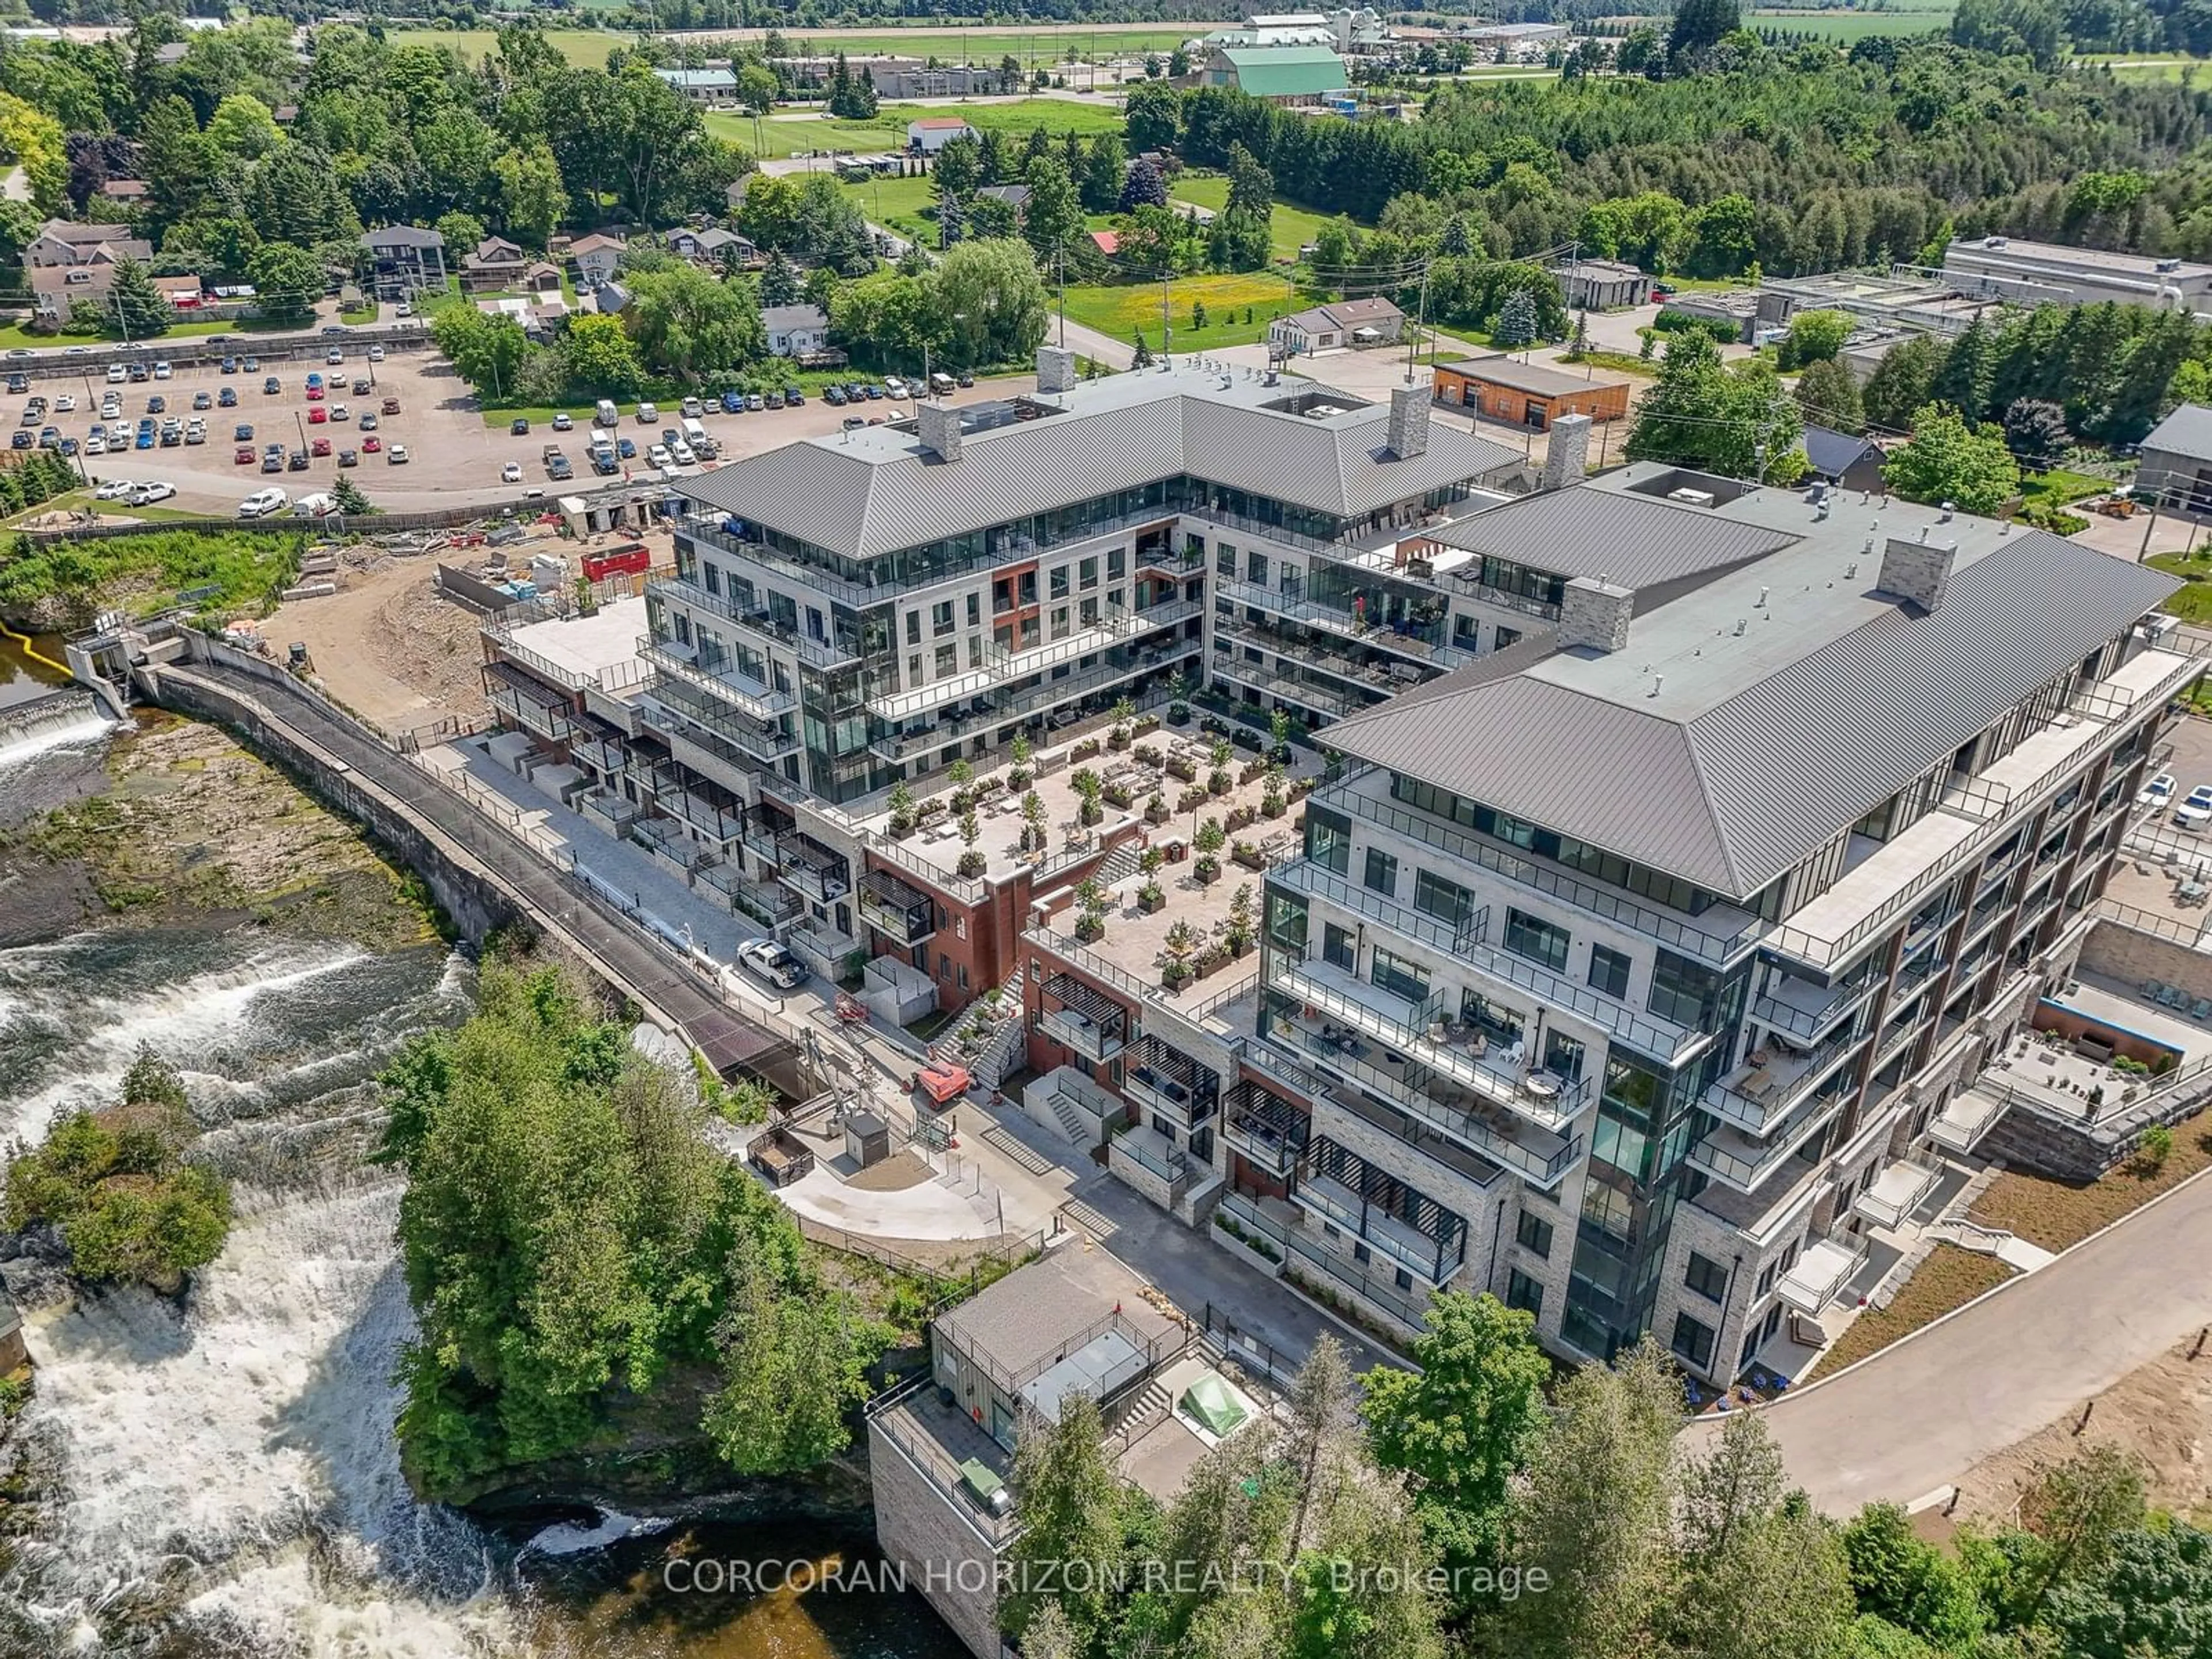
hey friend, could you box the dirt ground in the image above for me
[1941,1333,2212,1529]
[264,554,493,734]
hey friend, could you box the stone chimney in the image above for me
[1876,531,1959,611]
[1036,344,1077,394]
[1558,575,1634,654]
[1540,413,1593,492]
[916,400,962,463]
[1387,384,1431,460]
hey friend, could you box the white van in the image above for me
[291,492,336,518]
[681,416,709,450]
[929,371,955,397]
[594,399,620,428]
[237,486,288,519]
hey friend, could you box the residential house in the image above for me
[762,303,830,357]
[361,224,447,300]
[2136,402,2212,517]
[1089,229,1122,257]
[1555,257,1648,310]
[654,66,737,103]
[99,178,150,203]
[1266,297,1404,355]
[461,234,530,293]
[1802,425,1888,493]
[569,232,627,289]
[151,272,204,309]
[976,183,1031,221]
[669,225,759,268]
[1433,354,1633,429]
[907,118,978,155]
[24,220,153,324]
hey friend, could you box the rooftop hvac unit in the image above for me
[1666,487,1717,508]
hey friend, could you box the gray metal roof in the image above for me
[1802,424,1884,480]
[1425,478,1797,588]
[1328,471,2181,899]
[681,366,1521,558]
[1441,353,1632,399]
[2141,402,2212,465]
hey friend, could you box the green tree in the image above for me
[624,262,764,381]
[1780,308,1853,370]
[1882,403,2020,514]
[494,142,567,250]
[1929,317,1999,423]
[430,304,529,398]
[563,310,648,396]
[2045,1521,2212,1659]
[933,134,982,204]
[1796,355,1865,435]
[106,257,172,339]
[1669,1411,1856,1659]
[759,251,802,309]
[206,92,284,162]
[1363,1290,1549,1591]
[1840,1503,1988,1650]
[1502,1340,1681,1659]
[329,474,372,516]
[1001,1393,1126,1649]
[435,210,488,256]
[1125,81,1181,153]
[1626,331,1800,479]
[934,238,1048,368]
[2001,396,2069,464]
[1080,131,1126,214]
[1022,154,1084,266]
[247,240,323,324]
[2013,1445,2146,1623]
[1862,334,1946,432]
[1493,287,1540,348]
[737,61,779,118]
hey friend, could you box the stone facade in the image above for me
[1036,345,1077,394]
[1539,412,1593,491]
[916,401,962,463]
[1876,533,1961,611]
[1558,575,1635,654]
[867,1417,1003,1659]
[1387,384,1431,460]
[2079,915,2212,1005]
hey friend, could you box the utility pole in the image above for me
[1161,267,1173,365]
[1055,244,1067,350]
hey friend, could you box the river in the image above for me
[0,721,967,1659]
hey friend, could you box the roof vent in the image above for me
[1755,586,1769,608]
[1647,674,1664,698]
[1666,487,1718,508]
[1733,617,1747,637]
[1847,560,1858,579]
[1939,501,1955,522]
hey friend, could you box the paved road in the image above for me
[1707,1169,2212,1512]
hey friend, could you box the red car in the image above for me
[361,434,381,453]
[310,436,332,457]
[305,385,325,402]
[234,444,255,464]
[308,404,328,424]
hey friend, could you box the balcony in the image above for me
[857,866,937,946]
[1108,1122,1189,1204]
[1749,968,1879,1049]
[1852,1153,1944,1229]
[698,858,802,927]
[1312,1084,1504,1217]
[866,600,1202,725]
[638,633,796,722]
[1292,1136,1468,1285]
[1222,1081,1307,1177]
[775,830,850,904]
[1775,1226,1870,1316]
[659,778,747,845]
[1282,1232,1430,1334]
[575,789,638,834]
[1214,618,1436,699]
[675,520,879,624]
[1309,772,1762,967]
[1687,1080,1850,1192]
[743,802,796,863]
[1039,972,1131,1063]
[630,814,709,874]
[1268,950,1588,1134]
[1209,654,1369,720]
[1213,578,1475,671]
[1272,858,1486,956]
[1270,1014,1581,1188]
[1123,1036,1219,1130]
[640,672,801,767]
[568,716,627,776]
[1700,1025,1871,1136]
[484,660,574,743]
[873,636,1203,762]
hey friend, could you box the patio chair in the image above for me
[2193,999,2211,1020]
[2145,979,2168,999]
[2165,986,2192,1010]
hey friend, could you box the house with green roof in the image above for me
[1199,43,1350,103]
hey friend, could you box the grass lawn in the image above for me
[1969,1099,2212,1252]
[711,97,1124,160]
[1802,1244,2017,1380]
[1747,3,1956,39]
[1060,271,1302,350]
[388,28,619,67]
[2078,52,2212,81]
[838,172,941,244]
[394,24,1200,66]
[2148,548,2212,623]
[1168,175,1340,263]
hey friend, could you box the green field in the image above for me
[1060,270,1304,350]
[838,172,942,245]
[1745,4,1955,39]
[1168,175,1339,263]
[2078,52,2212,81]
[713,96,1125,160]
[392,28,619,66]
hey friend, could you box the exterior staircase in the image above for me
[1095,840,1145,889]
[1046,1086,1093,1146]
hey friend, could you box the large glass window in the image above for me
[1589,944,1632,999]
[1306,806,1351,876]
[1323,922,1357,972]
[1267,889,1309,953]
[1414,869,1475,931]
[1364,849,1398,896]
[1684,1252,1728,1302]
[1369,947,1429,1005]
[1648,948,1721,1028]
[1516,1212,1554,1258]
[1505,908,1570,974]
[1671,1312,1716,1370]
[1506,1269,1544,1317]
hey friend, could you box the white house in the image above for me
[1266,296,1404,356]
[569,232,626,289]
[907,117,978,154]
[762,304,830,357]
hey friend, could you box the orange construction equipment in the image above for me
[911,1056,973,1105]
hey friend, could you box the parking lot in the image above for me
[10,344,1032,521]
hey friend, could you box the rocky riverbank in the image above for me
[0,711,444,952]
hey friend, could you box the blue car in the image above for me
[720,390,745,414]
[616,437,636,460]
[134,426,155,449]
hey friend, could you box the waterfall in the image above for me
[0,691,119,775]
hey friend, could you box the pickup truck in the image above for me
[543,446,573,480]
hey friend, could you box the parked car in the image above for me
[352,377,372,396]
[338,448,358,467]
[381,396,400,415]
[883,377,907,399]
[2176,785,2212,829]
[387,444,408,464]
[236,445,256,464]
[306,372,323,391]
[647,444,671,469]
[310,437,332,457]
[362,435,382,453]
[146,395,165,414]
[218,387,237,407]
[510,417,531,436]
[234,423,255,442]
[636,402,659,424]
[94,479,137,501]
[824,384,847,407]
[736,938,809,990]
[221,357,237,374]
[783,385,804,406]
[358,412,378,431]
[126,482,176,506]
[263,376,281,394]
[616,437,636,460]
[367,344,385,362]
[308,405,328,425]
[670,440,695,466]
[501,461,522,483]
[287,450,309,471]
[2140,772,2177,809]
[85,434,107,456]
[243,356,259,372]
[191,391,211,410]
[105,363,127,384]
[330,403,350,422]
[721,390,745,414]
[306,385,325,403]
[552,411,573,431]
[956,372,974,388]
[7,432,29,450]
[764,389,784,410]
[151,360,171,380]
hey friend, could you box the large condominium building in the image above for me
[1018,461,2191,1387]
[650,351,1520,812]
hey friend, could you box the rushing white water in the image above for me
[0,925,522,1657]
[0,712,120,775]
